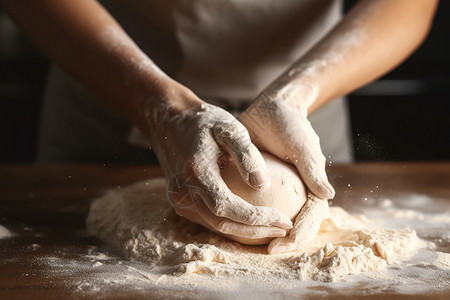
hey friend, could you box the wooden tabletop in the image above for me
[0,162,449,299]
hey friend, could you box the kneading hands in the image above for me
[1,0,438,253]
[148,96,293,241]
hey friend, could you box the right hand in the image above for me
[142,87,293,241]
[239,80,334,253]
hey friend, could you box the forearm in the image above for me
[1,0,199,138]
[267,0,438,114]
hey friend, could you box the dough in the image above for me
[87,178,422,282]
[220,152,307,244]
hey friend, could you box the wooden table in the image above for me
[1,163,449,299]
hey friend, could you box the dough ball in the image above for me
[220,152,307,245]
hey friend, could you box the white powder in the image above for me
[436,252,450,268]
[87,178,423,283]
[0,224,11,239]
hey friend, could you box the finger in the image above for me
[268,237,302,254]
[176,159,293,229]
[173,195,286,239]
[291,129,335,199]
[194,199,287,239]
[203,181,293,229]
[289,193,330,244]
[197,168,293,229]
[212,121,270,189]
[268,194,330,254]
[191,132,292,229]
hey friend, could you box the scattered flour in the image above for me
[436,252,450,268]
[87,178,423,283]
[0,225,11,239]
[28,244,40,250]
[385,208,425,220]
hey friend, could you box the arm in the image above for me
[2,0,293,239]
[1,0,186,130]
[268,0,439,114]
[240,0,439,253]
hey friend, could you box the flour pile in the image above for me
[87,178,422,282]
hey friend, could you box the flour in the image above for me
[436,252,450,268]
[87,178,423,283]
[0,225,11,239]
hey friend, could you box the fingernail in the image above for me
[270,220,293,230]
[249,169,269,188]
[322,179,335,199]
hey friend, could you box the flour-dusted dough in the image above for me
[222,152,306,220]
[221,152,307,244]
[87,179,423,282]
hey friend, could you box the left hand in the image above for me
[239,81,334,253]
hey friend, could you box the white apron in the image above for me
[37,0,352,163]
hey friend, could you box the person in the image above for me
[1,0,438,253]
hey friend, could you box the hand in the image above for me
[239,91,335,199]
[268,193,330,254]
[239,83,335,253]
[143,88,292,241]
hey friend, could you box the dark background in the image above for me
[344,0,450,161]
[0,1,449,163]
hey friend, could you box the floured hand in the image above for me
[240,95,334,200]
[239,79,334,253]
[142,90,292,241]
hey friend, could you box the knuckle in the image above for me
[215,121,249,142]
[214,125,235,143]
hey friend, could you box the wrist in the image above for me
[261,75,318,116]
[132,77,203,142]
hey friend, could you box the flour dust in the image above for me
[87,178,425,283]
